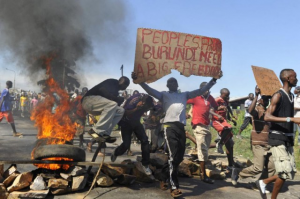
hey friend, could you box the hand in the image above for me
[136,101,144,109]
[255,86,261,96]
[293,117,300,124]
[131,72,138,80]
[218,115,224,120]
[186,113,191,119]
[117,97,124,105]
[213,70,223,80]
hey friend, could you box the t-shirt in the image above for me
[0,88,12,112]
[294,95,300,118]
[213,97,228,120]
[122,93,154,121]
[31,98,39,108]
[187,95,218,126]
[82,79,120,103]
[20,96,28,107]
[244,99,253,117]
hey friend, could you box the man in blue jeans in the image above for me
[111,93,155,175]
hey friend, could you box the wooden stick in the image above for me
[0,160,133,168]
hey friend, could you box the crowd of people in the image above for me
[1,68,300,199]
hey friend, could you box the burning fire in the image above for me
[31,55,77,170]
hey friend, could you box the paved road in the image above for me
[1,116,300,199]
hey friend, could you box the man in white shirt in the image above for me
[236,93,254,139]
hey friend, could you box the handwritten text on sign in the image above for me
[133,28,222,83]
[251,65,282,96]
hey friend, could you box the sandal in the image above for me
[170,189,182,198]
[160,181,168,190]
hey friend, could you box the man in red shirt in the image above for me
[212,88,235,172]
[187,82,223,184]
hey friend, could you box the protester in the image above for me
[132,71,222,197]
[20,92,28,117]
[81,76,130,143]
[232,86,275,190]
[30,96,39,111]
[0,81,22,137]
[236,93,254,139]
[256,69,300,199]
[71,87,88,148]
[187,81,224,184]
[294,86,300,135]
[212,88,235,176]
[144,101,165,153]
[111,93,155,175]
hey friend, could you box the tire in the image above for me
[33,144,86,162]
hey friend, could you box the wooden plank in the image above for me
[251,65,282,95]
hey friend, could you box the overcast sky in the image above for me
[1,0,299,97]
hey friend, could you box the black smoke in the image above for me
[0,0,128,91]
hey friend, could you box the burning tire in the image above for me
[33,144,86,162]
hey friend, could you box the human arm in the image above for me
[187,71,222,99]
[249,86,259,116]
[131,72,163,101]
[209,109,224,120]
[265,92,300,124]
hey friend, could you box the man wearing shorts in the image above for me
[0,81,22,137]
[256,69,300,199]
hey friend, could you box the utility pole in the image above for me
[120,65,123,77]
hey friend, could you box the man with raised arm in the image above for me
[132,71,222,198]
[256,69,300,199]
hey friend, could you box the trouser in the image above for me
[81,95,124,136]
[239,145,275,181]
[240,117,252,131]
[115,120,150,166]
[161,122,186,190]
[150,124,162,152]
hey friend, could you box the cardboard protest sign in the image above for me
[133,28,222,83]
[251,65,282,96]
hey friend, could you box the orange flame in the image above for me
[31,55,77,170]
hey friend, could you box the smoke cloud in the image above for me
[0,0,129,90]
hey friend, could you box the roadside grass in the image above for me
[186,110,300,172]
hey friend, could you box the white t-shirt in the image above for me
[244,99,253,117]
[294,95,300,117]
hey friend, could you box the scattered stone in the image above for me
[132,162,155,183]
[205,169,226,180]
[120,159,133,175]
[72,174,88,191]
[48,178,68,189]
[3,172,20,188]
[209,159,222,170]
[116,174,136,185]
[30,176,47,191]
[178,159,192,177]
[39,173,56,180]
[149,153,168,168]
[96,173,113,187]
[7,189,49,199]
[59,173,72,181]
[0,174,4,184]
[68,166,86,176]
[7,172,33,193]
[101,163,123,179]
[0,183,9,199]
[51,188,72,195]
[3,165,17,179]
